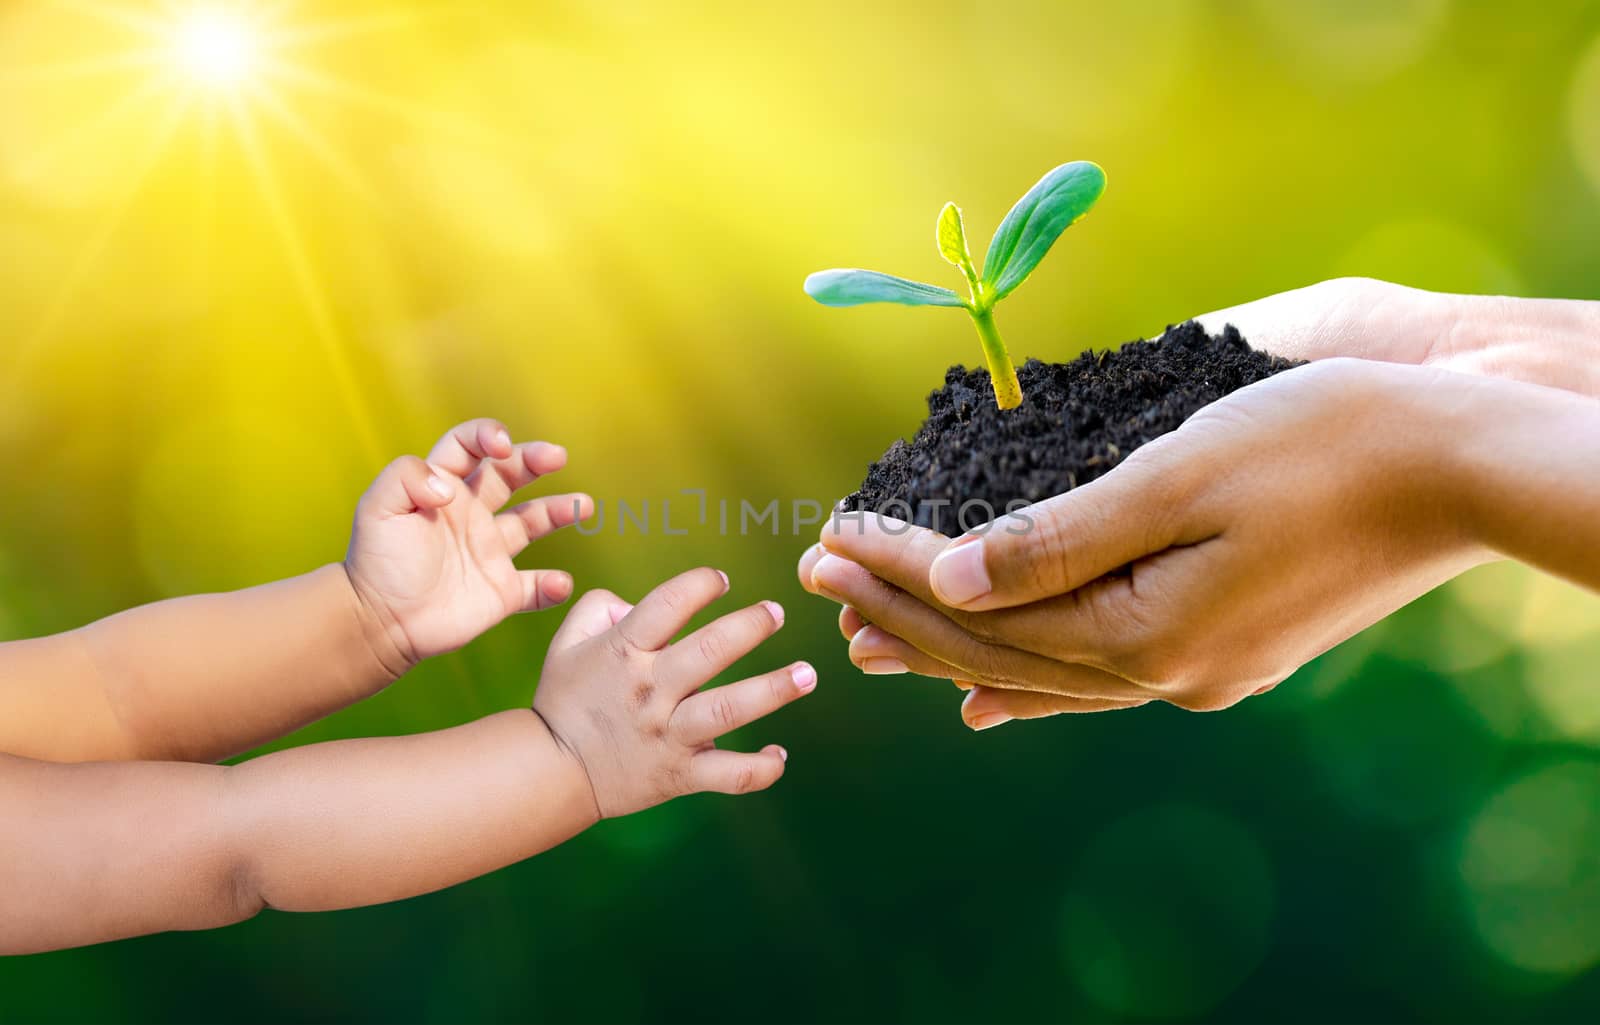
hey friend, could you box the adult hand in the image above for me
[800,357,1600,726]
[1187,277,1600,398]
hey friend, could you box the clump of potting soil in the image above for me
[840,320,1301,534]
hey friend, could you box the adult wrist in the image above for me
[1373,363,1501,562]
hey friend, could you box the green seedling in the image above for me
[804,161,1106,410]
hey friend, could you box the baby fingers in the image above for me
[518,569,574,611]
[427,418,515,477]
[657,600,785,693]
[672,663,815,747]
[363,455,456,516]
[468,440,570,509]
[688,745,789,796]
[496,493,594,555]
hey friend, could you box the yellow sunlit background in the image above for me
[3,1,1600,1021]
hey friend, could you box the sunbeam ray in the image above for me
[244,82,381,207]
[14,77,174,185]
[262,58,517,155]
[3,94,194,389]
[0,51,166,86]
[45,0,167,40]
[270,8,441,49]
[225,96,383,463]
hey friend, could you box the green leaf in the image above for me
[936,202,971,270]
[803,269,966,308]
[981,161,1105,302]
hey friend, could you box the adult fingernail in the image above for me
[791,662,817,693]
[852,625,888,653]
[426,475,452,499]
[966,711,1012,731]
[861,657,908,675]
[810,554,852,595]
[930,535,991,605]
[762,600,786,628]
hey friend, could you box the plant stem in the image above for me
[969,307,1023,409]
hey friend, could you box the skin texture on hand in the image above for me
[800,356,1600,728]
[344,417,595,672]
[534,567,814,818]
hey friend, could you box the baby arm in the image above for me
[0,568,812,954]
[0,418,591,764]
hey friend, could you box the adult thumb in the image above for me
[928,444,1197,611]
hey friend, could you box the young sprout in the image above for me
[804,161,1106,410]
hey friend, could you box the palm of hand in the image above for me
[342,420,589,670]
[349,487,522,662]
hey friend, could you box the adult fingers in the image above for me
[657,600,785,694]
[809,555,1148,701]
[926,439,1211,611]
[819,516,947,605]
[672,663,815,746]
[518,570,574,612]
[497,493,594,555]
[688,746,788,796]
[960,685,1150,730]
[848,624,963,679]
[467,440,569,509]
[813,550,1145,677]
[843,611,977,687]
[361,455,455,516]
[426,418,514,478]
[613,567,729,651]
[797,543,826,595]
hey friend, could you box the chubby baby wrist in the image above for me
[338,562,419,684]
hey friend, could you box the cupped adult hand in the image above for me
[799,353,1600,728]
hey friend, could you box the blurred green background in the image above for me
[4,0,1600,1021]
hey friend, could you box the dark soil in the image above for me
[841,320,1302,535]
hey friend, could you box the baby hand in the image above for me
[345,418,594,674]
[534,568,814,818]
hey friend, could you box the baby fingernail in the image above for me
[426,475,452,499]
[930,536,991,605]
[495,429,513,451]
[762,600,786,627]
[861,657,908,675]
[791,662,816,693]
[967,711,1012,731]
[778,746,789,762]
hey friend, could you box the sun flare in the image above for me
[170,8,259,89]
[0,1,451,459]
